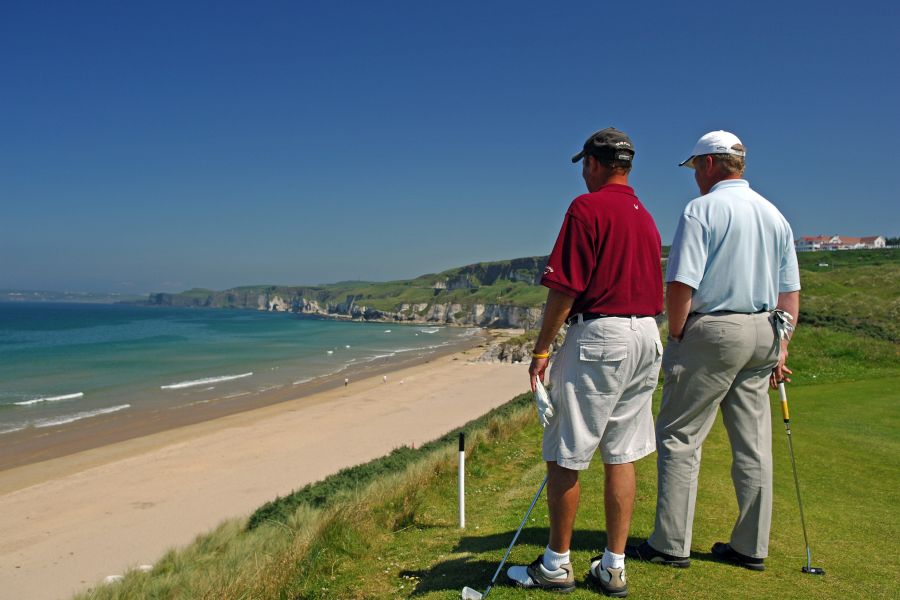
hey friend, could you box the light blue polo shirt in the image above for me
[666,179,801,313]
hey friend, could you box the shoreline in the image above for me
[0,330,488,473]
[0,344,529,599]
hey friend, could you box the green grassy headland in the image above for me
[148,256,552,313]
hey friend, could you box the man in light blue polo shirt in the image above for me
[626,131,801,572]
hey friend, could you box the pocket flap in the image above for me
[579,343,627,362]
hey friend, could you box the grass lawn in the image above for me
[281,324,900,599]
[347,375,898,600]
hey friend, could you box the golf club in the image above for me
[778,381,825,576]
[460,474,549,600]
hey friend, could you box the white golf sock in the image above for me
[543,546,570,570]
[601,548,625,570]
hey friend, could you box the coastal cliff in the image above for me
[149,290,544,328]
[146,256,550,329]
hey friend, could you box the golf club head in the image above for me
[802,566,825,575]
[460,586,483,600]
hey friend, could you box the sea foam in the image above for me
[14,392,84,406]
[161,372,253,390]
[33,404,131,428]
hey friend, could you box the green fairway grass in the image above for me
[77,324,900,599]
[407,377,899,600]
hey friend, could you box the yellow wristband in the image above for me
[532,352,551,359]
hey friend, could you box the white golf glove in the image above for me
[534,379,554,428]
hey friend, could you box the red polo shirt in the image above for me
[541,183,663,317]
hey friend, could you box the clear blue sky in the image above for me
[2,1,898,293]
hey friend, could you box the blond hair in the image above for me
[710,143,745,175]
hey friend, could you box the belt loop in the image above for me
[630,315,637,330]
[577,313,584,325]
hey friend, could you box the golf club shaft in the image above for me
[778,382,813,569]
[487,475,549,589]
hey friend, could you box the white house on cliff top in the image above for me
[795,235,887,252]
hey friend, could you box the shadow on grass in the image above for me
[610,537,717,566]
[399,532,731,596]
[455,526,609,555]
[399,527,608,596]
[689,551,718,565]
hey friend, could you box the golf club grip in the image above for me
[778,382,790,422]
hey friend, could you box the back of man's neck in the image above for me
[712,174,743,186]
[593,175,629,191]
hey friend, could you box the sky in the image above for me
[2,1,898,293]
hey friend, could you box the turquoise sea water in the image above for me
[0,302,474,436]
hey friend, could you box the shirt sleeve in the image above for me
[665,212,707,288]
[779,222,802,292]
[540,212,596,298]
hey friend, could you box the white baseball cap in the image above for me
[679,130,745,168]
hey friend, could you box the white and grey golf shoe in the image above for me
[506,555,575,592]
[588,555,628,598]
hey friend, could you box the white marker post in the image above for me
[458,432,465,528]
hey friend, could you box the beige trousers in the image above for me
[648,311,779,559]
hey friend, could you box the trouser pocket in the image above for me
[661,337,680,375]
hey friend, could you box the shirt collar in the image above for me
[597,183,635,195]
[710,179,749,192]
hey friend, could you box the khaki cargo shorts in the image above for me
[543,315,661,470]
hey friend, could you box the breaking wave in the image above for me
[14,392,84,406]
[33,404,131,428]
[161,372,253,390]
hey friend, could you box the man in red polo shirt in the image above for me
[507,128,663,597]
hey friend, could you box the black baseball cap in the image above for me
[571,127,635,164]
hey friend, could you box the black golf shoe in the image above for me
[624,541,690,568]
[711,542,765,571]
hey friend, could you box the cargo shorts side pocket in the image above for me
[644,338,664,390]
[578,342,627,396]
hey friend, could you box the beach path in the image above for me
[0,352,528,600]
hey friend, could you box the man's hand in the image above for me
[530,356,550,392]
[770,340,792,389]
[771,291,800,389]
[666,281,694,341]
[528,288,574,392]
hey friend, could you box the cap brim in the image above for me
[571,150,585,163]
[678,155,696,168]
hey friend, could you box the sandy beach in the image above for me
[0,347,529,600]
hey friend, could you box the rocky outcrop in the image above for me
[261,294,291,312]
[476,330,566,363]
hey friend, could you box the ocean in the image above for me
[0,302,478,464]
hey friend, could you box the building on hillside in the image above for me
[795,235,887,252]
